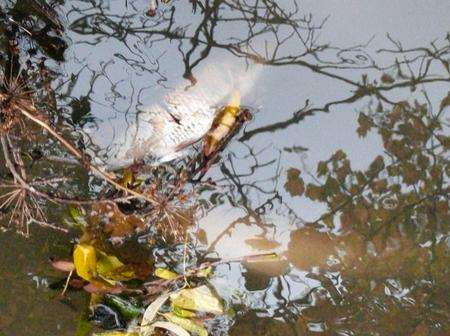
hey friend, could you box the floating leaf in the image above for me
[244,238,280,251]
[75,308,92,336]
[51,260,75,272]
[163,313,207,336]
[172,305,197,318]
[194,266,212,278]
[73,244,97,281]
[96,251,136,283]
[94,203,146,239]
[120,169,134,188]
[154,268,178,280]
[104,295,142,320]
[170,285,224,315]
[152,321,190,336]
[73,243,138,286]
[142,293,170,326]
[83,282,123,294]
[93,332,139,336]
[69,206,88,228]
[97,253,124,276]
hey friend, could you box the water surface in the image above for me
[0,0,449,335]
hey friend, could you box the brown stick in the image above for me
[15,102,160,206]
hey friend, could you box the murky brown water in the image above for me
[1,0,449,335]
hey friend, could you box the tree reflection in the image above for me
[280,97,449,334]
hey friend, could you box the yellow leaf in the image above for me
[154,268,179,280]
[73,244,97,281]
[172,305,197,318]
[195,266,212,278]
[96,251,136,283]
[120,169,134,188]
[170,285,224,315]
[93,332,139,336]
[163,313,208,336]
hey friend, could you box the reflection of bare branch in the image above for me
[65,0,450,144]
[198,145,306,254]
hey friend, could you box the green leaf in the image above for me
[75,308,92,336]
[69,206,88,228]
[172,304,197,318]
[96,251,136,283]
[154,268,179,280]
[104,294,143,320]
[170,285,224,315]
[97,252,125,276]
[163,313,208,336]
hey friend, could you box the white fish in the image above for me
[107,61,261,169]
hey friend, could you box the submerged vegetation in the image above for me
[0,0,449,335]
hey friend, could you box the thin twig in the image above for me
[13,101,160,206]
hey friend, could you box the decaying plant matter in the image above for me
[0,4,253,237]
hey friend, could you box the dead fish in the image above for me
[101,62,262,170]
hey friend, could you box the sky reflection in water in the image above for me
[0,0,449,335]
